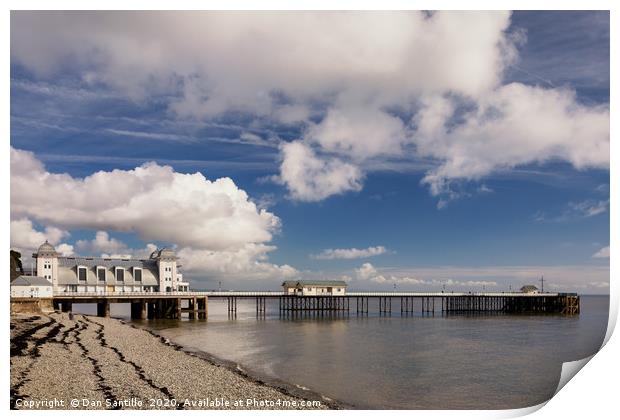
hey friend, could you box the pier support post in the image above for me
[131,301,147,320]
[96,300,110,317]
[199,297,208,319]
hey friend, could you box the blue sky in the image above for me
[10,11,609,292]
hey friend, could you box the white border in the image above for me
[2,2,616,419]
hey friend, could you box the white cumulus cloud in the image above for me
[10,218,74,257]
[11,147,279,250]
[177,244,298,283]
[277,141,363,201]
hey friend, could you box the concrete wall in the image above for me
[11,298,54,314]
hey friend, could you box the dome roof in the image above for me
[37,240,57,254]
[149,248,176,259]
[158,248,176,259]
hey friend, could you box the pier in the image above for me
[12,291,579,320]
[49,292,208,320]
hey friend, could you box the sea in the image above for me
[74,295,609,409]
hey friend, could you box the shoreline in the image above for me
[10,312,340,410]
[119,319,352,409]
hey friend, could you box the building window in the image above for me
[68,285,77,292]
[97,267,106,283]
[116,268,125,283]
[133,268,142,283]
[77,266,87,282]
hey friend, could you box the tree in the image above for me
[10,250,23,281]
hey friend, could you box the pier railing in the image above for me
[53,290,566,298]
[54,291,212,297]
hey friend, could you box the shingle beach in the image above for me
[10,313,331,410]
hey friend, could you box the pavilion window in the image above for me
[97,267,106,283]
[77,267,87,282]
[116,268,125,283]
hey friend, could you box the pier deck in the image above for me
[14,291,579,320]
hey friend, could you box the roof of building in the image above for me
[57,263,159,286]
[58,256,158,269]
[11,275,52,287]
[151,248,177,259]
[520,285,539,291]
[282,280,348,287]
[33,240,58,257]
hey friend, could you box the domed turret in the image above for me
[158,248,176,259]
[36,240,57,256]
[149,248,176,260]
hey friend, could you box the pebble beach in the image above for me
[10,313,330,410]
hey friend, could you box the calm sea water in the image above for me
[77,295,609,409]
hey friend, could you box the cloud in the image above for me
[355,262,496,288]
[177,244,298,283]
[417,85,609,197]
[305,105,409,161]
[10,218,74,256]
[312,246,388,260]
[351,263,607,292]
[76,231,128,254]
[75,230,158,259]
[568,199,609,218]
[535,199,609,222]
[104,128,195,143]
[277,141,363,201]
[592,246,610,259]
[10,148,295,282]
[10,12,608,202]
[355,262,379,280]
[55,244,75,256]
[10,218,69,248]
[11,11,514,112]
[11,147,279,250]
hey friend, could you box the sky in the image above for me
[9,11,610,293]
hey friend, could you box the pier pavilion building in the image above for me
[33,240,190,294]
[282,280,347,296]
